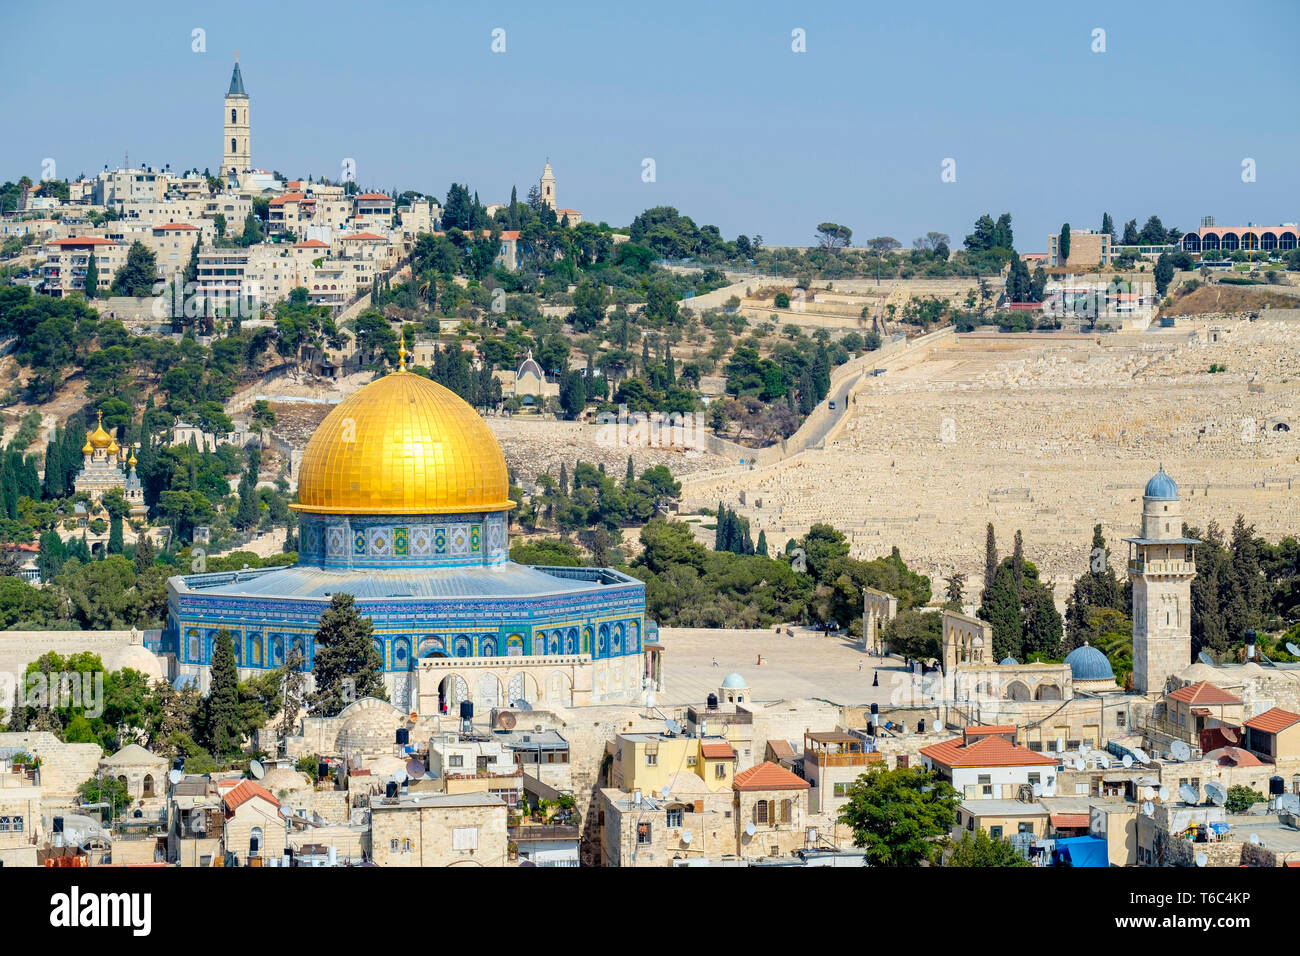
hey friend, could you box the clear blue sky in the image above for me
[3,0,1296,248]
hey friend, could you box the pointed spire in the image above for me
[398,330,407,371]
[228,59,246,96]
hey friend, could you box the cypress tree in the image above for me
[84,252,99,299]
[108,513,124,554]
[309,593,387,716]
[715,500,726,550]
[134,532,155,574]
[42,426,63,499]
[982,523,998,603]
[756,530,768,557]
[207,629,241,756]
[626,455,635,489]
[558,462,569,497]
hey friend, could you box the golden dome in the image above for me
[82,439,94,455]
[292,368,512,515]
[88,411,113,449]
[107,438,119,456]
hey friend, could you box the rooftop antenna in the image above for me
[1205,782,1227,806]
[1158,786,1170,802]
[1132,747,1150,764]
[1179,783,1200,805]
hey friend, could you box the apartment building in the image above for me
[40,236,125,297]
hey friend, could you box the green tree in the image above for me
[839,765,960,866]
[1154,253,1174,297]
[1225,785,1266,814]
[109,241,159,297]
[83,251,99,299]
[309,593,387,716]
[946,829,1030,867]
[206,629,242,756]
[1058,224,1070,264]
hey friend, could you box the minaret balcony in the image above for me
[1129,559,1196,575]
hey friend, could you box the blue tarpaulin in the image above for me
[1209,822,1231,835]
[1054,836,1109,867]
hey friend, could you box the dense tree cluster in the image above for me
[977,526,1063,662]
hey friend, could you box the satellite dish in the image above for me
[1249,833,1261,845]
[498,711,517,730]
[1074,758,1085,771]
[393,769,408,784]
[405,758,424,779]
[1159,786,1169,802]
[167,769,183,785]
[1179,783,1200,805]
[1122,754,1134,769]
[1142,801,1155,817]
[513,699,533,711]
[931,720,941,733]
[1096,755,1110,769]
[660,785,671,799]
[1055,737,1065,752]
[1197,650,1214,666]
[1132,748,1149,764]
[1079,743,1090,756]
[249,760,265,780]
[1206,782,1227,806]
[1287,642,1300,658]
[665,719,683,736]
[1195,852,1208,868]
[745,822,756,837]
[1142,786,1156,802]
[681,830,693,844]
[1171,740,1192,761]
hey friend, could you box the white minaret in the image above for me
[223,56,251,179]
[539,160,556,210]
[1126,466,1199,695]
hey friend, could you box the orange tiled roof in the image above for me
[1204,747,1265,767]
[221,779,280,812]
[269,192,305,206]
[295,239,329,247]
[342,232,387,241]
[700,742,736,760]
[965,725,1016,736]
[355,193,391,201]
[1244,708,1300,734]
[920,735,1057,769]
[733,761,810,792]
[1049,813,1090,829]
[1169,681,1241,705]
[153,222,199,231]
[50,236,116,246]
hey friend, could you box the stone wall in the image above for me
[0,732,102,799]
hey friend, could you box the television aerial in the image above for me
[249,759,265,780]
[1197,650,1215,666]
[1195,852,1208,868]
[1171,740,1192,762]
[1179,783,1200,805]
[665,719,683,736]
[1122,754,1134,769]
[1205,782,1227,806]
[1286,642,1300,658]
[1142,801,1155,817]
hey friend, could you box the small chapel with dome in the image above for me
[165,340,656,712]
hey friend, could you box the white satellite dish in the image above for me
[681,830,693,844]
[665,719,683,735]
[1205,782,1227,806]
[393,768,408,784]
[1096,755,1110,769]
[1195,852,1208,868]
[167,769,184,785]
[1179,783,1199,805]
[1142,786,1156,802]
[1171,740,1192,762]
[1249,833,1261,845]
[1079,743,1090,756]
[249,759,265,780]
[660,785,671,799]
[1031,782,1042,797]
[930,719,941,733]
[745,822,756,837]
[1158,786,1169,802]
[1287,642,1300,658]
[1132,748,1149,764]
[1142,801,1155,817]
[1122,754,1134,769]
[1074,758,1086,771]
[1197,650,1214,666]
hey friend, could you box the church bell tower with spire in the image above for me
[223,55,251,180]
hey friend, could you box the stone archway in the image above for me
[1006,680,1031,701]
[477,672,502,708]
[1035,683,1063,701]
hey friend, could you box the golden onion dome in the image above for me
[82,439,94,455]
[107,438,119,456]
[88,411,113,449]
[292,367,512,516]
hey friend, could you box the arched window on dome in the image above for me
[612,623,624,655]
[479,635,498,657]
[506,634,524,657]
[581,627,592,656]
[393,638,410,670]
[597,624,609,658]
[565,629,577,655]
[453,635,472,658]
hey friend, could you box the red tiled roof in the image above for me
[355,193,391,201]
[921,735,1057,769]
[766,739,797,760]
[153,222,199,231]
[295,239,329,248]
[1244,708,1300,734]
[221,779,280,812]
[1203,747,1265,767]
[1049,813,1090,829]
[733,761,810,792]
[341,232,386,241]
[50,236,115,246]
[269,192,305,206]
[965,725,1016,736]
[557,207,580,214]
[1169,681,1241,706]
[499,230,520,240]
[699,742,736,760]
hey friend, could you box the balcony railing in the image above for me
[509,824,580,843]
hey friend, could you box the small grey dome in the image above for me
[1144,466,1179,501]
[1065,643,1115,681]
